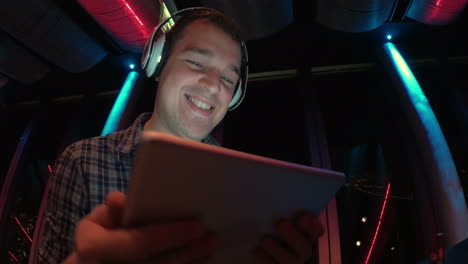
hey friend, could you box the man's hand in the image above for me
[63,191,219,264]
[253,212,324,264]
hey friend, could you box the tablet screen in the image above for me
[122,131,345,263]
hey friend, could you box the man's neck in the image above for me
[143,116,167,134]
[143,115,204,142]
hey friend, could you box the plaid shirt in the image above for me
[37,113,219,263]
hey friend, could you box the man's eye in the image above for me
[186,60,203,68]
[221,76,235,85]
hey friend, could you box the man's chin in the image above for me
[180,128,211,142]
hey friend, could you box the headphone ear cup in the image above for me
[228,42,248,110]
[143,34,167,78]
[141,28,157,74]
[229,80,243,109]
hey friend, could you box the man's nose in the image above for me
[200,69,221,94]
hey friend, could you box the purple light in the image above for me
[364,183,391,264]
[120,0,143,26]
[14,216,32,243]
[8,251,20,263]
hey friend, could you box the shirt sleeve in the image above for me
[35,142,89,264]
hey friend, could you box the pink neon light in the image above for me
[364,183,391,264]
[14,217,32,243]
[8,251,19,263]
[48,165,53,173]
[121,0,144,26]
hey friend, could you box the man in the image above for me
[37,9,323,264]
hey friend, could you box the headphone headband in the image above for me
[141,7,248,110]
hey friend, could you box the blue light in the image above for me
[101,71,139,136]
[382,42,468,235]
[384,43,426,103]
[386,34,392,40]
[129,64,135,69]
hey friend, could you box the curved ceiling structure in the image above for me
[407,0,467,25]
[76,0,162,52]
[0,31,50,84]
[0,0,107,74]
[201,0,294,40]
[315,0,396,32]
[0,0,466,85]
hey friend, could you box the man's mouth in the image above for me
[186,95,213,110]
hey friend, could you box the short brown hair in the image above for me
[165,9,242,55]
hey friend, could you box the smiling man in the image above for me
[36,8,324,264]
[145,19,241,141]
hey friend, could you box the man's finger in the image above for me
[75,220,206,262]
[260,237,301,264]
[83,204,117,229]
[105,191,126,209]
[252,248,276,264]
[151,233,219,264]
[275,219,313,259]
[83,191,126,228]
[296,213,324,240]
[105,191,126,228]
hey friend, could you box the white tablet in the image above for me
[122,131,345,264]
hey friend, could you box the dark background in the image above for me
[1,0,467,263]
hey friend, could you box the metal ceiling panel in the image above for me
[316,0,395,32]
[201,0,294,40]
[0,0,108,73]
[0,30,49,84]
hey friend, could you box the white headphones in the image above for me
[141,7,248,110]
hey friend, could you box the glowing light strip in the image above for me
[14,216,32,243]
[48,165,53,174]
[121,0,144,26]
[385,43,426,102]
[101,71,139,136]
[383,43,468,239]
[8,251,19,263]
[364,183,391,264]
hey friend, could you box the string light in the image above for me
[345,183,413,200]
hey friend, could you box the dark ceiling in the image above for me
[1,1,467,263]
[0,0,467,106]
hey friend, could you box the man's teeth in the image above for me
[189,96,212,110]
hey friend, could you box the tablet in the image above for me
[122,131,345,264]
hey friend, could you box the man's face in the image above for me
[153,19,241,141]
